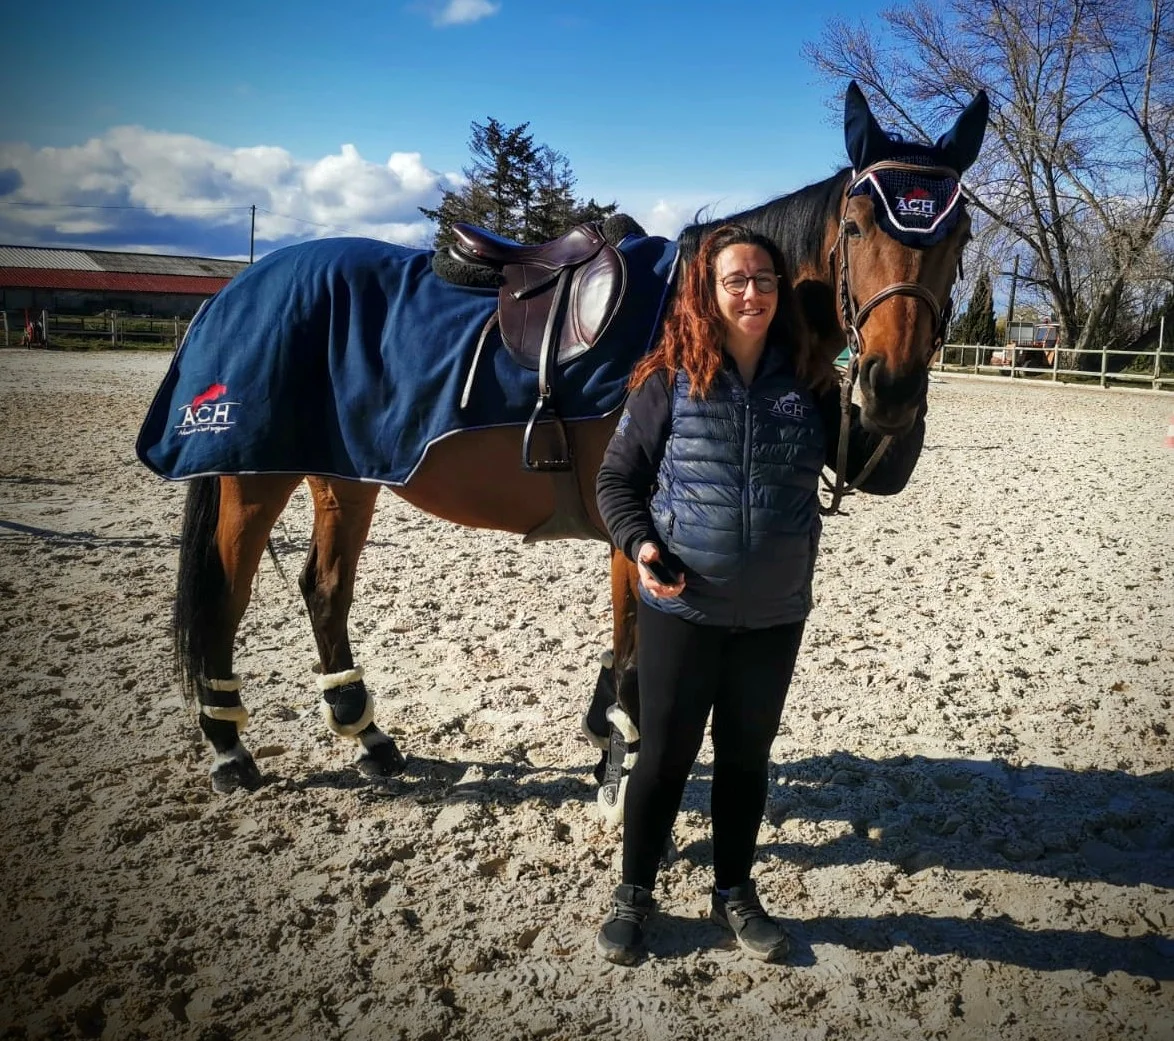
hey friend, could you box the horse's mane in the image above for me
[676,168,852,276]
[672,169,853,392]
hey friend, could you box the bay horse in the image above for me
[147,82,988,797]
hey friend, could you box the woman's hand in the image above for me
[636,542,686,599]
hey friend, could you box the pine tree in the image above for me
[471,118,536,239]
[422,117,620,249]
[527,146,578,243]
[951,269,998,345]
[418,179,494,252]
[972,269,998,346]
[570,196,619,227]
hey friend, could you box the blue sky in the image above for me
[1,0,892,258]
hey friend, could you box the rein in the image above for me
[820,161,961,517]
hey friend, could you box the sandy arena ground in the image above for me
[0,348,1171,1041]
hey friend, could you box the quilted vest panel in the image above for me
[647,364,826,628]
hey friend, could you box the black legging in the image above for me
[622,599,805,891]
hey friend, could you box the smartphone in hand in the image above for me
[642,555,679,586]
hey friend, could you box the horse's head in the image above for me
[836,81,989,435]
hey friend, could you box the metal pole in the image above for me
[1154,315,1165,390]
[41,308,48,348]
[1100,336,1108,388]
[2,310,7,347]
[1006,255,1018,332]
[250,205,256,264]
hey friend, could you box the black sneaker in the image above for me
[596,883,654,965]
[710,881,789,962]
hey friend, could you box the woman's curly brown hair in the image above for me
[630,223,832,397]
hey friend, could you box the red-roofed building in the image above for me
[0,245,247,319]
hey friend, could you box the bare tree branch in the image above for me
[806,0,1174,363]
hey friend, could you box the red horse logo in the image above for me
[191,383,228,410]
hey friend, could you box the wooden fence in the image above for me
[3,310,190,350]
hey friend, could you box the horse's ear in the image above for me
[843,80,890,170]
[935,90,990,173]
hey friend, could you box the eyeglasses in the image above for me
[719,272,779,295]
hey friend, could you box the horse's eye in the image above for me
[843,220,862,238]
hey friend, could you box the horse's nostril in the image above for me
[859,354,882,392]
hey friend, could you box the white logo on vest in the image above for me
[768,391,809,421]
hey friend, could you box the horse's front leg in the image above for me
[595,548,641,826]
[301,477,405,778]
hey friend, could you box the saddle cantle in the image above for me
[450,221,627,474]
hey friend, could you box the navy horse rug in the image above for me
[136,233,677,486]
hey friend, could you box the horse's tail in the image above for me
[174,476,225,701]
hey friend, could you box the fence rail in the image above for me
[3,309,191,349]
[938,333,1173,392]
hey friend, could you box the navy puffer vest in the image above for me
[646,352,826,628]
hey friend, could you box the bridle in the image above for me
[821,160,964,516]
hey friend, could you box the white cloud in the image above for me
[0,128,461,254]
[635,200,697,240]
[626,193,765,240]
[432,0,500,26]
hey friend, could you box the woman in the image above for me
[593,223,926,965]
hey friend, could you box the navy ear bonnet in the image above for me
[848,158,964,247]
[842,80,989,248]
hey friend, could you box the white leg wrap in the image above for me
[316,666,365,691]
[199,674,249,732]
[605,703,640,744]
[317,666,374,739]
[201,704,250,730]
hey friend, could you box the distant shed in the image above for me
[0,246,247,318]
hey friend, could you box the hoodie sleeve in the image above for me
[818,384,927,495]
[595,372,672,561]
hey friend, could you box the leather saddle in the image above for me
[450,221,627,472]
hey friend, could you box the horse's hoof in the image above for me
[209,749,262,793]
[357,738,406,778]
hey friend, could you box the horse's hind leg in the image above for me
[176,474,302,792]
[301,477,405,777]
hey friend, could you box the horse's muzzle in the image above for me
[857,355,927,436]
